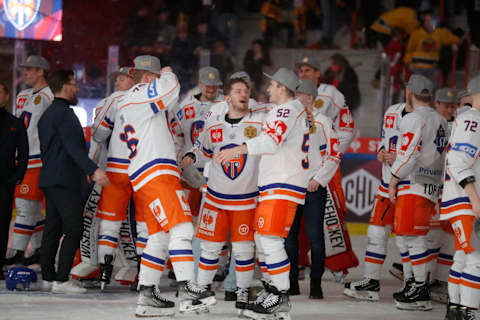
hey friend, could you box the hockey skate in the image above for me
[4,250,25,266]
[249,289,291,320]
[389,262,404,281]
[458,306,478,320]
[394,283,432,311]
[99,254,114,291]
[135,285,175,318]
[344,278,380,301]
[243,282,273,319]
[236,287,249,317]
[23,249,40,266]
[444,302,460,320]
[393,278,414,301]
[177,281,216,313]
[430,280,448,304]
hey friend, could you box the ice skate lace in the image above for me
[186,281,206,294]
[254,289,269,305]
[153,286,171,303]
[261,293,279,308]
[352,278,371,287]
[236,288,249,300]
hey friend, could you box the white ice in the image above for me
[0,235,449,319]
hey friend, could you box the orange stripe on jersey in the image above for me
[199,264,218,271]
[13,229,33,235]
[365,257,384,265]
[39,92,52,102]
[268,265,290,276]
[206,123,223,131]
[438,259,453,266]
[316,94,342,110]
[260,189,305,200]
[441,204,473,215]
[28,159,42,165]
[170,256,194,262]
[107,163,129,170]
[205,192,256,206]
[460,279,480,290]
[449,276,461,285]
[98,240,118,248]
[296,109,306,119]
[131,164,179,188]
[120,78,179,110]
[411,257,430,266]
[141,260,165,271]
[135,243,146,249]
[236,265,255,272]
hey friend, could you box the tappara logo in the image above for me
[190,120,204,145]
[339,108,354,130]
[384,115,396,129]
[220,144,247,180]
[211,128,223,143]
[5,0,40,31]
[400,132,415,152]
[184,105,195,119]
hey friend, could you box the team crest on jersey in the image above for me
[330,137,340,157]
[190,120,204,145]
[5,0,40,31]
[434,124,447,154]
[388,136,398,153]
[244,125,257,138]
[211,128,223,143]
[17,97,27,110]
[400,132,414,152]
[184,105,195,119]
[220,144,247,180]
[199,208,217,233]
[314,99,324,109]
[339,108,354,129]
[385,114,396,129]
[265,120,287,144]
[34,95,41,105]
[309,125,317,134]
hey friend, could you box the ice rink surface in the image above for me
[0,235,449,320]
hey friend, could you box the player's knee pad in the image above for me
[404,235,427,255]
[451,250,467,273]
[258,235,285,257]
[367,225,389,249]
[425,228,442,250]
[98,219,122,237]
[14,198,42,224]
[144,231,169,255]
[464,250,480,276]
[200,240,224,259]
[232,241,255,260]
[169,222,194,247]
[395,235,408,252]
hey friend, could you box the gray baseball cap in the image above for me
[230,71,251,87]
[407,74,433,98]
[20,55,50,71]
[108,67,133,81]
[263,67,299,92]
[199,66,222,86]
[133,55,161,75]
[296,79,317,97]
[295,55,321,70]
[435,88,456,103]
[468,75,480,95]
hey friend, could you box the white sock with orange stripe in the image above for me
[460,251,480,308]
[405,235,428,283]
[254,233,271,283]
[232,241,255,289]
[364,225,390,280]
[257,234,290,291]
[449,250,466,304]
[197,240,223,287]
[98,220,122,264]
[139,231,169,286]
[168,222,195,282]
[135,221,148,255]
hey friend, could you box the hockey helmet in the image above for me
[6,266,38,291]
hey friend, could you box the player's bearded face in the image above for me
[229,82,249,111]
[201,83,219,101]
[298,65,320,84]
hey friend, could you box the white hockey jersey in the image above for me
[15,86,53,169]
[390,106,448,202]
[194,111,264,210]
[207,99,273,119]
[308,112,341,187]
[88,99,108,169]
[314,84,355,153]
[110,72,180,191]
[245,99,310,204]
[171,93,224,171]
[440,108,480,220]
[376,103,410,198]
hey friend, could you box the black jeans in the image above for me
[40,187,83,282]
[0,183,14,266]
[286,186,327,280]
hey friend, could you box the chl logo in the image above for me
[5,0,40,31]
[220,144,247,180]
[342,168,380,216]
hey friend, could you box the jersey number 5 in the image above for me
[120,125,139,159]
[301,133,310,169]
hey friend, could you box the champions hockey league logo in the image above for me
[5,0,41,31]
[220,144,247,180]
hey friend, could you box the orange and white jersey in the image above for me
[15,86,53,168]
[110,72,180,191]
[207,99,273,119]
[88,99,108,168]
[91,90,127,143]
[377,103,410,197]
[308,112,341,187]
[390,106,448,201]
[194,111,264,211]
[441,108,480,220]
[245,99,310,204]
[171,93,224,171]
[314,84,355,153]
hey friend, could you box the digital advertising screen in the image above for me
[0,0,62,41]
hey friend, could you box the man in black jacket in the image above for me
[38,70,109,293]
[0,82,28,280]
